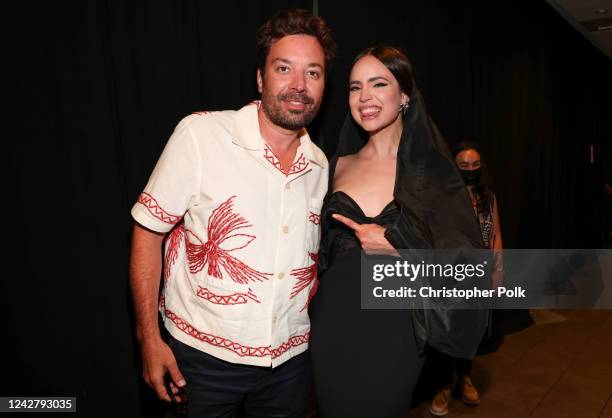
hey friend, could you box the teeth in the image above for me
[360,108,380,117]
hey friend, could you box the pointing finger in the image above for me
[332,214,361,231]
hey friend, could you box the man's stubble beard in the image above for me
[260,86,320,130]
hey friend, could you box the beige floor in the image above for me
[409,310,612,418]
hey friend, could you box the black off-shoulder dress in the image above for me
[310,191,425,418]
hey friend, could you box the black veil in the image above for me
[332,73,489,359]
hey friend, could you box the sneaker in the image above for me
[429,385,452,416]
[459,375,480,406]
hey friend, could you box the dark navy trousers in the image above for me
[168,336,310,418]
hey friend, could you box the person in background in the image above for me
[454,141,502,254]
[428,140,503,416]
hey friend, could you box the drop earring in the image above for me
[399,101,409,116]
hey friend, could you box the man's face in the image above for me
[257,34,325,131]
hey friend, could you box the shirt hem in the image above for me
[163,320,309,368]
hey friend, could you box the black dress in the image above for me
[310,65,489,416]
[310,191,425,418]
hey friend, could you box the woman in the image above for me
[309,46,488,418]
[428,142,504,416]
[454,142,502,252]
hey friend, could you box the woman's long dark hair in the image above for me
[452,140,494,215]
[332,46,489,358]
[353,46,414,95]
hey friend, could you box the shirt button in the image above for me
[282,225,289,234]
[277,272,285,279]
[272,315,278,324]
[285,183,291,190]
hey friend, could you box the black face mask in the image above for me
[460,168,481,186]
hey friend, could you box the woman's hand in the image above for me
[332,214,398,255]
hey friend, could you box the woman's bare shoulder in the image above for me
[336,153,359,171]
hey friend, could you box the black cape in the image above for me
[331,82,489,360]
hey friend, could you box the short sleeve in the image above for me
[131,117,201,233]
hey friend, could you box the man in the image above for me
[129,9,334,417]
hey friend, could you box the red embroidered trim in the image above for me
[263,145,284,173]
[196,286,260,305]
[289,252,319,312]
[137,192,182,225]
[186,196,272,284]
[163,222,185,284]
[269,334,310,358]
[164,306,309,358]
[192,110,210,115]
[263,145,310,176]
[288,153,309,175]
[308,212,321,225]
[248,100,261,109]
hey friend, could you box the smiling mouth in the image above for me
[359,107,381,119]
[284,101,307,114]
[279,92,313,110]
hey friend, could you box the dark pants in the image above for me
[168,336,310,418]
[429,350,473,388]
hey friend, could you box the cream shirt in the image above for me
[131,101,328,367]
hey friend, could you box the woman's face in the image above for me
[455,149,481,171]
[348,55,408,133]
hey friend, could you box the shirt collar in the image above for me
[232,101,327,168]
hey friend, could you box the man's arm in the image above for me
[130,223,186,402]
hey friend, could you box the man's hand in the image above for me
[332,213,397,255]
[130,223,186,402]
[141,337,186,402]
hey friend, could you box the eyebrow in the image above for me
[349,76,391,85]
[271,58,323,69]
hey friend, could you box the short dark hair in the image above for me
[256,9,335,73]
[354,46,414,96]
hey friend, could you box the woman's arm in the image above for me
[491,195,504,289]
[492,195,503,252]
